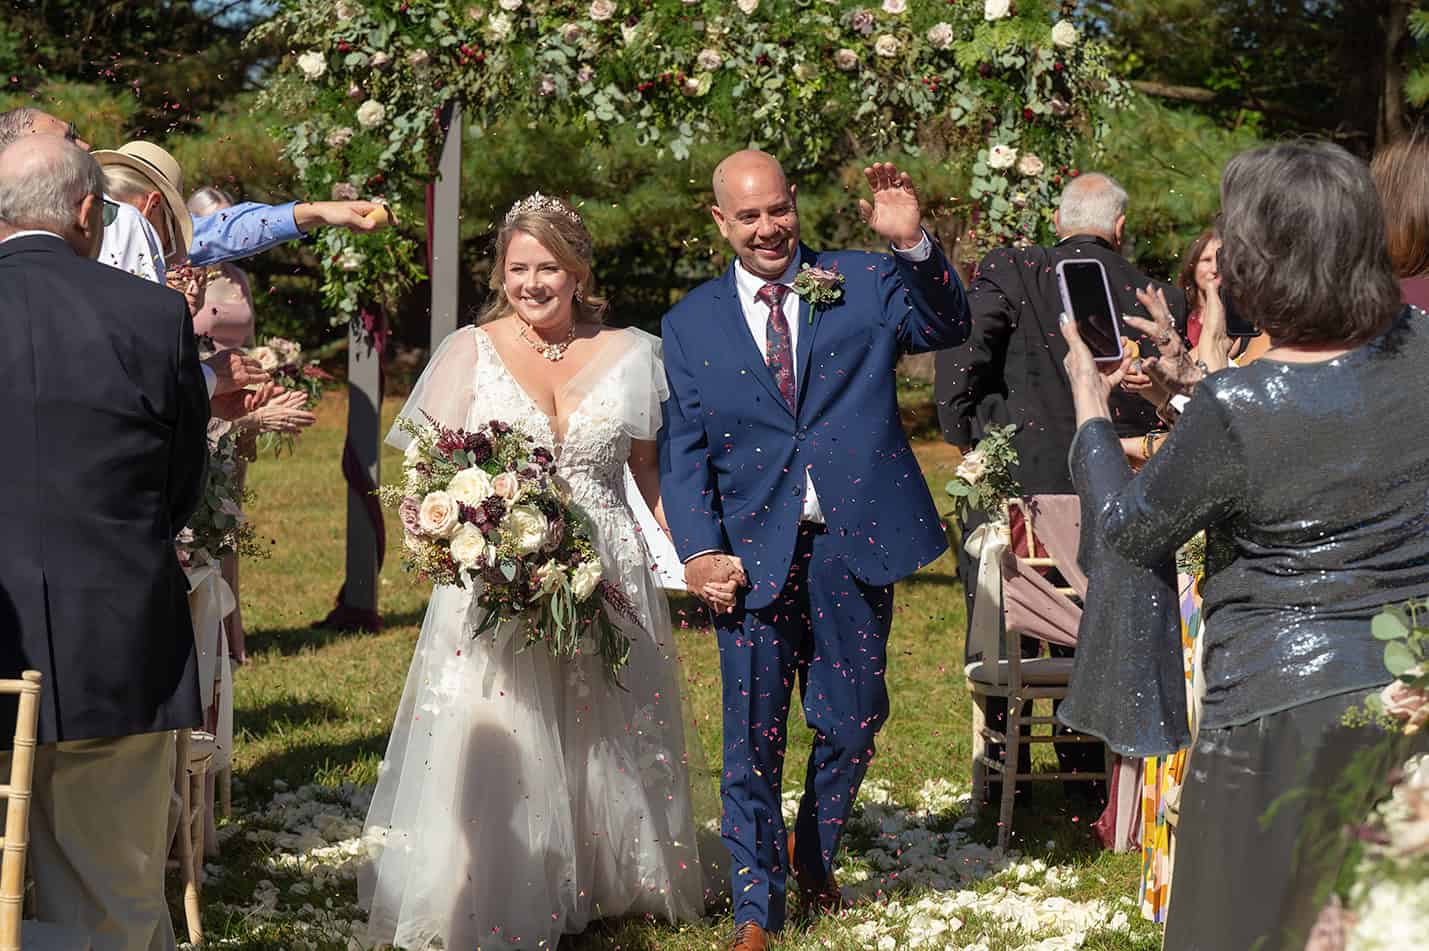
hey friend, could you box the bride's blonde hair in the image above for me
[478,194,607,325]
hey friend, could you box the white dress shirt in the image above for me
[729,232,934,527]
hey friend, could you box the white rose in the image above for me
[588,0,616,21]
[736,0,758,14]
[249,346,280,371]
[370,51,391,68]
[874,34,900,58]
[488,12,513,38]
[488,472,518,501]
[356,99,386,129]
[881,0,907,13]
[987,144,1018,169]
[571,558,604,600]
[561,22,585,44]
[335,1,358,20]
[406,49,430,67]
[296,51,327,81]
[984,0,1012,21]
[1016,152,1045,177]
[326,126,354,148]
[955,449,988,485]
[338,247,365,271]
[418,491,461,539]
[1051,19,1079,49]
[448,524,488,566]
[833,48,859,71]
[506,505,550,555]
[499,0,522,9]
[447,467,496,506]
[696,48,723,71]
[926,22,954,50]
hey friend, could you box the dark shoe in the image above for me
[787,830,844,916]
[728,920,769,951]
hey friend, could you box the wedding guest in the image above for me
[0,134,208,951]
[1062,140,1429,950]
[185,186,316,665]
[934,172,1187,801]
[1371,128,1429,309]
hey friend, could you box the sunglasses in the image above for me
[102,198,120,227]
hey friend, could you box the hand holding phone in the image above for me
[1056,258,1124,362]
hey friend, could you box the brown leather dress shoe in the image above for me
[787,830,845,916]
[728,920,769,951]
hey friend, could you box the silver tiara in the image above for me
[505,192,582,225]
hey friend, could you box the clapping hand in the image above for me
[204,348,270,397]
[858,162,924,250]
[1121,285,1201,398]
[211,379,280,421]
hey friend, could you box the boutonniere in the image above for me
[791,263,846,324]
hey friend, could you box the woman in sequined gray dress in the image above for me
[1060,142,1429,950]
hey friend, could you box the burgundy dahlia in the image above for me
[482,496,507,525]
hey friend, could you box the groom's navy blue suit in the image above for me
[660,239,971,930]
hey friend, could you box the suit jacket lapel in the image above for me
[793,244,821,417]
[715,264,793,417]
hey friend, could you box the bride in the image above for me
[360,194,729,949]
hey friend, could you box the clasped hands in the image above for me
[685,552,747,615]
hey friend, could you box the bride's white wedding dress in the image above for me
[360,325,707,950]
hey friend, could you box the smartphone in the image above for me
[1218,286,1260,338]
[1056,258,1124,362]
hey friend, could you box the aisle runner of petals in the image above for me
[185,777,1141,950]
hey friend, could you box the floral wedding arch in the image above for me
[253,0,1128,624]
[255,0,1129,323]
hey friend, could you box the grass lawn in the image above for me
[186,390,1162,950]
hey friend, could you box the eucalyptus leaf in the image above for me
[1385,639,1417,677]
[1372,610,1410,641]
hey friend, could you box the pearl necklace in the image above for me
[520,321,578,361]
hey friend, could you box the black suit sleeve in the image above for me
[169,304,210,532]
[934,249,1017,447]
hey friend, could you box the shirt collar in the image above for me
[734,250,803,300]
[1,229,65,245]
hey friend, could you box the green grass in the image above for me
[186,392,1162,950]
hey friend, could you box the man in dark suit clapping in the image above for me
[0,134,209,950]
[934,173,1188,801]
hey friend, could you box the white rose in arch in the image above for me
[370,52,391,69]
[418,491,461,539]
[571,558,604,600]
[489,13,514,38]
[926,22,955,51]
[326,126,354,149]
[448,524,489,567]
[356,99,386,129]
[589,0,616,21]
[984,0,1012,21]
[338,247,365,271]
[833,48,859,71]
[874,34,900,58]
[296,51,327,81]
[696,48,723,71]
[447,467,496,506]
[1017,152,1045,177]
[737,0,759,14]
[499,0,523,10]
[1052,19,1079,49]
[987,144,1018,169]
[955,449,988,485]
[507,505,550,555]
[881,0,907,14]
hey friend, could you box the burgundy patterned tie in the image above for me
[757,282,794,410]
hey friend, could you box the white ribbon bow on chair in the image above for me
[964,519,1011,669]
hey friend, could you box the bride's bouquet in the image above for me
[381,413,637,683]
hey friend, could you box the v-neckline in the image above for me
[475,327,623,442]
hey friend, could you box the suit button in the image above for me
[792,487,801,496]
[796,429,807,441]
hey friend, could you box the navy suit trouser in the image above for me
[714,523,894,931]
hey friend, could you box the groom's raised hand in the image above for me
[858,162,924,250]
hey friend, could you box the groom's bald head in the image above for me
[711,149,800,280]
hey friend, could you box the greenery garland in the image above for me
[253,0,1129,324]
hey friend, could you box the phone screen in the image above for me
[1062,261,1121,359]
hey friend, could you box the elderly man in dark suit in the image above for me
[934,172,1188,801]
[0,134,210,950]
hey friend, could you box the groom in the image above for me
[660,151,971,950]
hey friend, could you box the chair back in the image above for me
[0,672,43,951]
[999,498,1085,688]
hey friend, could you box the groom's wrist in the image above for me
[682,548,723,564]
[891,230,932,261]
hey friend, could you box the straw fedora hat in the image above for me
[93,141,193,262]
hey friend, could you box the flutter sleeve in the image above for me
[616,328,670,441]
[387,326,478,451]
